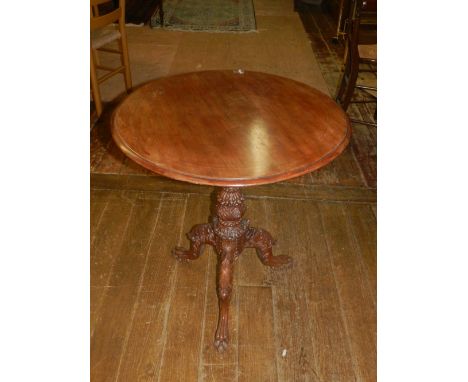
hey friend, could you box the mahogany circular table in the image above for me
[111,70,351,352]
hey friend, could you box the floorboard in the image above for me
[115,193,187,381]
[156,195,210,381]
[91,193,162,381]
[238,286,278,382]
[91,173,377,203]
[90,193,134,290]
[346,203,377,303]
[90,189,376,381]
[273,198,356,381]
[319,202,376,382]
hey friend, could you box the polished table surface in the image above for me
[111,70,351,352]
[111,70,351,186]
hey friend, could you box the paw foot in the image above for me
[262,255,293,268]
[214,337,229,352]
[214,322,230,352]
[172,247,198,262]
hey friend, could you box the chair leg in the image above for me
[119,23,132,91]
[335,75,347,106]
[159,0,164,26]
[340,62,359,111]
[92,48,100,66]
[90,49,102,118]
[335,58,350,107]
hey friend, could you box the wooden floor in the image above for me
[91,189,376,381]
[91,3,376,381]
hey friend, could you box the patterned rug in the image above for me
[150,0,256,32]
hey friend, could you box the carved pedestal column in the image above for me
[173,187,292,352]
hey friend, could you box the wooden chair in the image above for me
[335,0,377,126]
[90,0,132,118]
[331,0,377,42]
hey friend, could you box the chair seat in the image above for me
[358,44,377,60]
[91,27,121,49]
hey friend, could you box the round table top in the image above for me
[111,70,351,187]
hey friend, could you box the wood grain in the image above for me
[157,194,210,381]
[91,173,377,203]
[91,193,162,381]
[201,364,238,382]
[115,193,187,381]
[371,203,377,219]
[111,70,351,187]
[90,190,109,246]
[308,145,365,187]
[90,193,133,289]
[105,193,162,287]
[238,286,277,382]
[266,199,320,382]
[90,189,376,381]
[273,199,356,381]
[346,203,377,303]
[319,202,376,382]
